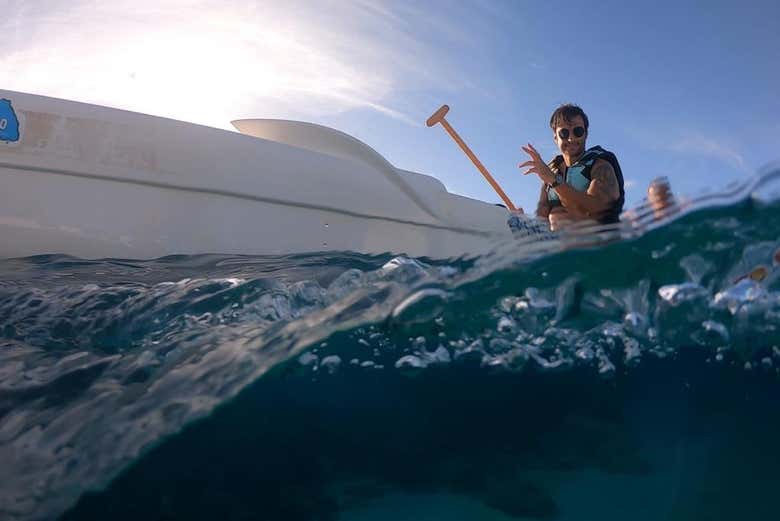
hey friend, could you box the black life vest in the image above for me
[546,145,625,224]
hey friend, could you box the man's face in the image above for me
[553,115,587,157]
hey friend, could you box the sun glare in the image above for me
[1,2,400,129]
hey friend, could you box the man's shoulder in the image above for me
[583,145,618,160]
[592,158,615,171]
[584,147,622,179]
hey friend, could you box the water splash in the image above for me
[2,168,780,520]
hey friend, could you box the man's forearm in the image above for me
[536,203,551,219]
[535,184,551,219]
[553,184,611,218]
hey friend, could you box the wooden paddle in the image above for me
[427,105,518,212]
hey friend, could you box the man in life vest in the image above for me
[520,104,625,231]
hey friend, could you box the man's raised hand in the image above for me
[520,143,555,186]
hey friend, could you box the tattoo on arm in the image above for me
[587,160,619,201]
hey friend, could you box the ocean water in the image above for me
[2,169,780,521]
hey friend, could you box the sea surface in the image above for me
[2,167,780,521]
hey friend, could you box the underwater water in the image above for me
[2,169,780,520]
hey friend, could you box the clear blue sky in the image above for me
[4,0,779,212]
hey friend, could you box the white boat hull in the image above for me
[0,90,512,260]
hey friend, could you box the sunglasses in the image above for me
[557,126,585,140]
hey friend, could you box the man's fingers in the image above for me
[519,160,535,168]
[525,143,542,160]
[521,144,538,156]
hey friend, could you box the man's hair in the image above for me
[549,104,589,131]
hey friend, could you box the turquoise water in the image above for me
[2,169,780,520]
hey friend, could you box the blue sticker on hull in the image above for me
[0,98,20,142]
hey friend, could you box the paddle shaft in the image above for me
[431,113,517,212]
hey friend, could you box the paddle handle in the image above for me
[426,104,450,127]
[431,112,517,212]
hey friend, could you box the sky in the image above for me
[2,0,779,213]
